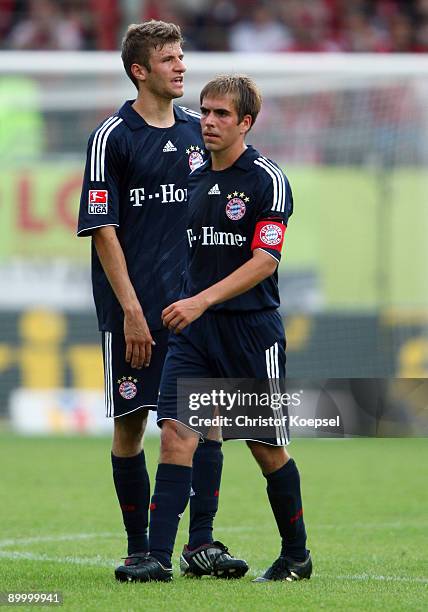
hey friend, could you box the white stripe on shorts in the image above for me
[104,332,113,417]
[265,342,288,445]
[273,342,289,445]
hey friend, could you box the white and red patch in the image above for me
[251,221,286,252]
[188,150,204,171]
[118,380,137,400]
[260,224,283,246]
[88,190,108,214]
[226,197,246,221]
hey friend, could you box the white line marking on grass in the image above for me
[0,532,118,548]
[1,551,427,585]
[332,573,428,584]
[2,532,427,586]
[249,568,428,585]
[3,520,424,550]
[0,550,115,568]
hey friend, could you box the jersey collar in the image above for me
[233,145,258,170]
[204,145,258,172]
[118,100,189,130]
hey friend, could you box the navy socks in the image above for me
[113,450,307,565]
[149,464,192,567]
[111,450,150,555]
[112,440,223,562]
[265,458,308,562]
[189,439,223,549]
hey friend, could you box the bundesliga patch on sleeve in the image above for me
[251,220,286,252]
[88,190,108,214]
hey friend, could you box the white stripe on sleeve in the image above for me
[254,157,286,213]
[261,157,286,213]
[98,118,123,182]
[90,116,116,181]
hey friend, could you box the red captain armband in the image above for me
[251,220,286,253]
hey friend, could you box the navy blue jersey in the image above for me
[77,101,206,332]
[183,145,293,312]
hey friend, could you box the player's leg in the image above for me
[115,329,202,582]
[115,419,200,583]
[247,440,311,581]
[111,410,150,556]
[176,315,248,579]
[103,329,168,565]
[188,429,223,551]
[181,417,247,579]
[216,310,311,581]
[149,417,200,563]
[151,326,224,574]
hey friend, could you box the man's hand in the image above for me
[124,307,155,368]
[162,296,208,333]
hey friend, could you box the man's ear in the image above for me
[240,114,253,135]
[131,63,149,84]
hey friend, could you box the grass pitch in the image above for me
[0,436,427,611]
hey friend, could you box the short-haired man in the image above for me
[77,23,247,581]
[131,74,312,583]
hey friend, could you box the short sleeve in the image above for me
[251,159,293,262]
[77,118,123,237]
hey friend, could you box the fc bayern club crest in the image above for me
[226,191,250,221]
[186,145,205,171]
[226,191,250,220]
[117,376,138,400]
[226,198,246,220]
[260,224,283,246]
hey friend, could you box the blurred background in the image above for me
[0,0,427,435]
[3,0,428,53]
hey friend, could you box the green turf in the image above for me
[0,436,427,611]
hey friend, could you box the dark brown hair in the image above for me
[200,74,262,129]
[121,20,183,89]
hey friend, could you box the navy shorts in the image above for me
[101,328,169,418]
[157,309,289,446]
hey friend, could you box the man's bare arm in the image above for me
[93,226,154,367]
[162,249,278,333]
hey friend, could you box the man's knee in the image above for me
[247,440,289,475]
[112,409,148,456]
[160,420,199,466]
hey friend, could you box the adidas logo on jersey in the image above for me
[208,184,221,195]
[163,140,177,152]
